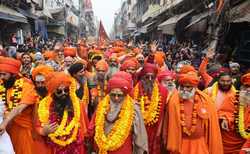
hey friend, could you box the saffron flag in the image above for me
[98,21,109,46]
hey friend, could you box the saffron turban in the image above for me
[64,47,77,57]
[179,65,196,74]
[107,77,132,95]
[0,56,21,74]
[241,73,250,86]
[157,70,176,82]
[31,65,54,81]
[120,58,138,71]
[43,51,56,60]
[96,60,109,72]
[46,72,72,93]
[178,72,200,86]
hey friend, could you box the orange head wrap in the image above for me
[178,72,199,87]
[179,65,197,74]
[0,56,21,74]
[64,47,77,57]
[31,65,54,81]
[43,51,56,60]
[241,73,250,86]
[96,60,109,72]
[120,58,138,71]
[46,72,72,93]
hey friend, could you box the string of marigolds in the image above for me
[234,91,250,139]
[94,95,135,154]
[38,79,81,146]
[134,81,161,126]
[180,96,198,136]
[0,79,23,111]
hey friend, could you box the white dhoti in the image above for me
[0,102,15,154]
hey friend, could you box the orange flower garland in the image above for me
[180,97,198,136]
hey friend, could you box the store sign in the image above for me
[66,10,79,27]
[45,0,65,10]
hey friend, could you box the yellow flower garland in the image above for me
[211,82,236,102]
[0,78,24,110]
[38,79,81,146]
[81,81,89,105]
[238,102,250,139]
[134,81,161,126]
[94,95,134,154]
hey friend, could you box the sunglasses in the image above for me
[55,88,69,95]
[109,93,124,98]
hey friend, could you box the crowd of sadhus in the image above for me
[0,39,250,154]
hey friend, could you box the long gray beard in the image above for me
[179,88,196,100]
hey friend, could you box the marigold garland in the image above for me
[211,82,236,102]
[94,95,134,154]
[134,81,161,126]
[38,79,81,146]
[0,78,24,111]
[234,91,250,139]
[80,81,89,106]
[180,96,198,136]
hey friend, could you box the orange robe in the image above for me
[204,82,236,111]
[167,90,223,154]
[199,57,213,88]
[6,78,37,154]
[218,94,250,154]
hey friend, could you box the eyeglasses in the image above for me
[55,88,69,95]
[109,93,124,98]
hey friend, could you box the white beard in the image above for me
[163,83,176,92]
[179,88,196,100]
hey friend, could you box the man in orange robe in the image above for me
[0,56,37,154]
[132,62,168,154]
[167,69,223,154]
[31,65,54,154]
[218,72,250,154]
[204,71,236,111]
[88,59,109,119]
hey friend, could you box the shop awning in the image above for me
[185,11,210,29]
[17,8,38,19]
[158,9,193,35]
[0,5,28,23]
[138,22,155,33]
[230,1,250,23]
[47,26,65,35]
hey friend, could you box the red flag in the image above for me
[84,0,93,12]
[98,21,109,46]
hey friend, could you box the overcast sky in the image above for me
[92,0,123,35]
